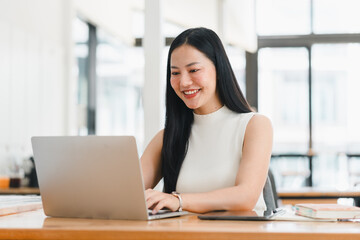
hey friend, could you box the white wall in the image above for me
[0,0,72,157]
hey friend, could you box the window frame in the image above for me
[248,3,360,186]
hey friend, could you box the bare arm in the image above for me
[140,130,164,190]
[146,114,273,214]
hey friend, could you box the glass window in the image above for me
[226,46,246,95]
[256,1,360,189]
[312,44,360,153]
[256,0,311,36]
[270,156,310,188]
[258,48,309,153]
[313,0,360,34]
[259,47,310,187]
[73,17,89,135]
[96,29,145,150]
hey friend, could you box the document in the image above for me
[0,195,42,216]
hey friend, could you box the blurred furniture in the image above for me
[278,187,360,206]
[263,172,277,211]
[271,153,314,187]
[267,169,279,208]
[0,187,40,195]
[346,153,360,187]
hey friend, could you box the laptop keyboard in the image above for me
[148,209,172,216]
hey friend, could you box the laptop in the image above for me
[31,136,188,220]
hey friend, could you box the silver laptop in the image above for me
[31,136,187,220]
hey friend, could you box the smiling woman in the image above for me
[170,45,221,115]
[140,27,273,214]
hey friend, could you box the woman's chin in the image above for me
[184,103,199,110]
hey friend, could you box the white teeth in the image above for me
[184,89,199,95]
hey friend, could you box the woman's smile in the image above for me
[183,89,201,99]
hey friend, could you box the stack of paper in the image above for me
[0,195,42,216]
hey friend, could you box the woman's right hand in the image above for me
[145,188,180,214]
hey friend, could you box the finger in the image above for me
[146,192,166,210]
[152,199,167,214]
[146,197,159,210]
[145,188,154,197]
[145,189,159,201]
[153,194,179,214]
[145,189,163,200]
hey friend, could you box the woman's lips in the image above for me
[183,89,200,99]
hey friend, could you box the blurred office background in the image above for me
[0,0,360,190]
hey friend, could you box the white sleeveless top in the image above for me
[176,106,266,211]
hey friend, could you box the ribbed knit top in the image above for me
[176,106,266,211]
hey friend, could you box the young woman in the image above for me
[141,27,273,214]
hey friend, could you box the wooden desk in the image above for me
[0,209,360,240]
[278,187,360,206]
[0,187,40,195]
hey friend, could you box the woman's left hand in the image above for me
[145,189,180,214]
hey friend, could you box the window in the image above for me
[73,17,90,135]
[73,18,145,150]
[227,46,246,94]
[313,0,360,34]
[96,29,144,150]
[312,44,360,152]
[258,48,309,153]
[255,1,360,188]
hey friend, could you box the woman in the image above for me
[141,27,273,214]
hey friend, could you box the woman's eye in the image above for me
[190,69,199,73]
[171,72,180,76]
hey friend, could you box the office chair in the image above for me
[263,169,278,211]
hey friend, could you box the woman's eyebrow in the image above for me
[171,62,200,69]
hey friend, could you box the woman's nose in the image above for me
[180,73,192,87]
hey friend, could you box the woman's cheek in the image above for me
[170,78,180,94]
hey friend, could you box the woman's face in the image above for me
[170,44,222,115]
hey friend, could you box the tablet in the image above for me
[198,209,285,221]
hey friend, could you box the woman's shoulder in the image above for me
[246,113,273,135]
[230,111,271,127]
[249,113,272,124]
[154,129,164,140]
[227,109,255,122]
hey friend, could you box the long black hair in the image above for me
[161,27,252,193]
